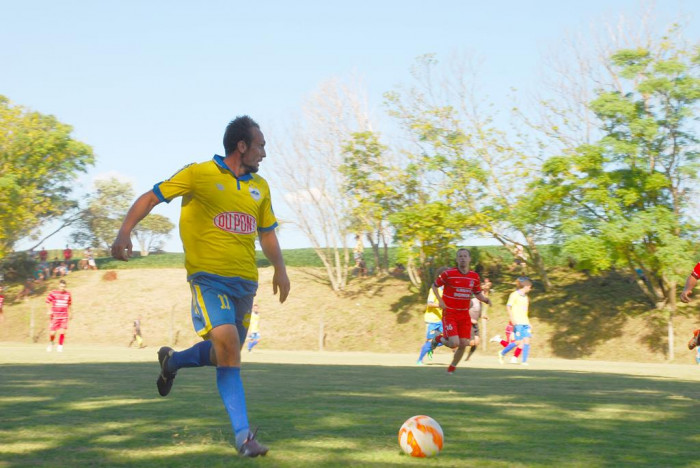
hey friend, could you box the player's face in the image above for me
[59,283,66,291]
[456,250,470,271]
[240,127,266,174]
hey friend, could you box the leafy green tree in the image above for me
[340,131,400,274]
[71,177,135,249]
[385,55,554,288]
[133,214,175,256]
[534,39,700,359]
[0,95,94,257]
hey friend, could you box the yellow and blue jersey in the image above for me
[507,290,530,325]
[424,288,443,324]
[154,155,278,281]
[248,312,260,334]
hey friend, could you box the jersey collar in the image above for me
[213,154,253,181]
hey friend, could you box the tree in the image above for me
[534,37,700,359]
[0,95,94,257]
[272,78,371,291]
[133,214,175,256]
[71,177,135,249]
[385,54,555,288]
[340,131,399,274]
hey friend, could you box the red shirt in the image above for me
[39,250,48,261]
[46,290,72,317]
[0,294,4,311]
[63,248,73,261]
[434,267,482,317]
[691,262,700,279]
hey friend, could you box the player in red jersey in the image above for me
[430,248,491,374]
[46,279,72,352]
[680,262,700,350]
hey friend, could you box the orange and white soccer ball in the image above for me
[398,415,444,457]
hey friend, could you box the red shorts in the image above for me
[50,317,68,331]
[442,314,471,340]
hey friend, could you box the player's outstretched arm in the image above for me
[259,229,290,303]
[111,191,161,261]
[475,291,491,306]
[681,274,698,303]
[431,284,446,309]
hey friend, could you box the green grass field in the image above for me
[1,345,698,467]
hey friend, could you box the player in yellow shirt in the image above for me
[498,277,532,366]
[111,116,290,457]
[246,304,261,352]
[417,285,444,365]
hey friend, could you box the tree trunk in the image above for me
[406,257,421,287]
[530,244,552,291]
[366,231,381,276]
[381,230,390,274]
[525,239,552,291]
[666,279,677,361]
[310,244,343,292]
[667,309,675,361]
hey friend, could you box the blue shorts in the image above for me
[425,322,443,340]
[188,273,258,344]
[514,324,532,340]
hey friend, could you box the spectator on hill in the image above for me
[85,248,97,270]
[53,262,68,277]
[63,245,73,263]
[39,247,48,263]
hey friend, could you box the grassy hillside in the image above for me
[1,264,699,364]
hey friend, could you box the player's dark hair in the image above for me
[456,248,471,256]
[516,277,532,289]
[223,115,260,156]
[59,279,67,285]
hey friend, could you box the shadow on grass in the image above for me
[390,290,421,324]
[533,270,651,359]
[1,361,698,467]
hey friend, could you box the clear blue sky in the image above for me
[2,0,698,252]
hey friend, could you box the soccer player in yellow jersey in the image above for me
[498,277,532,366]
[417,285,444,365]
[246,304,261,352]
[111,116,289,458]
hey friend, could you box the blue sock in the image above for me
[501,342,517,356]
[247,340,258,351]
[522,344,530,362]
[418,341,432,362]
[217,367,250,449]
[170,340,213,371]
